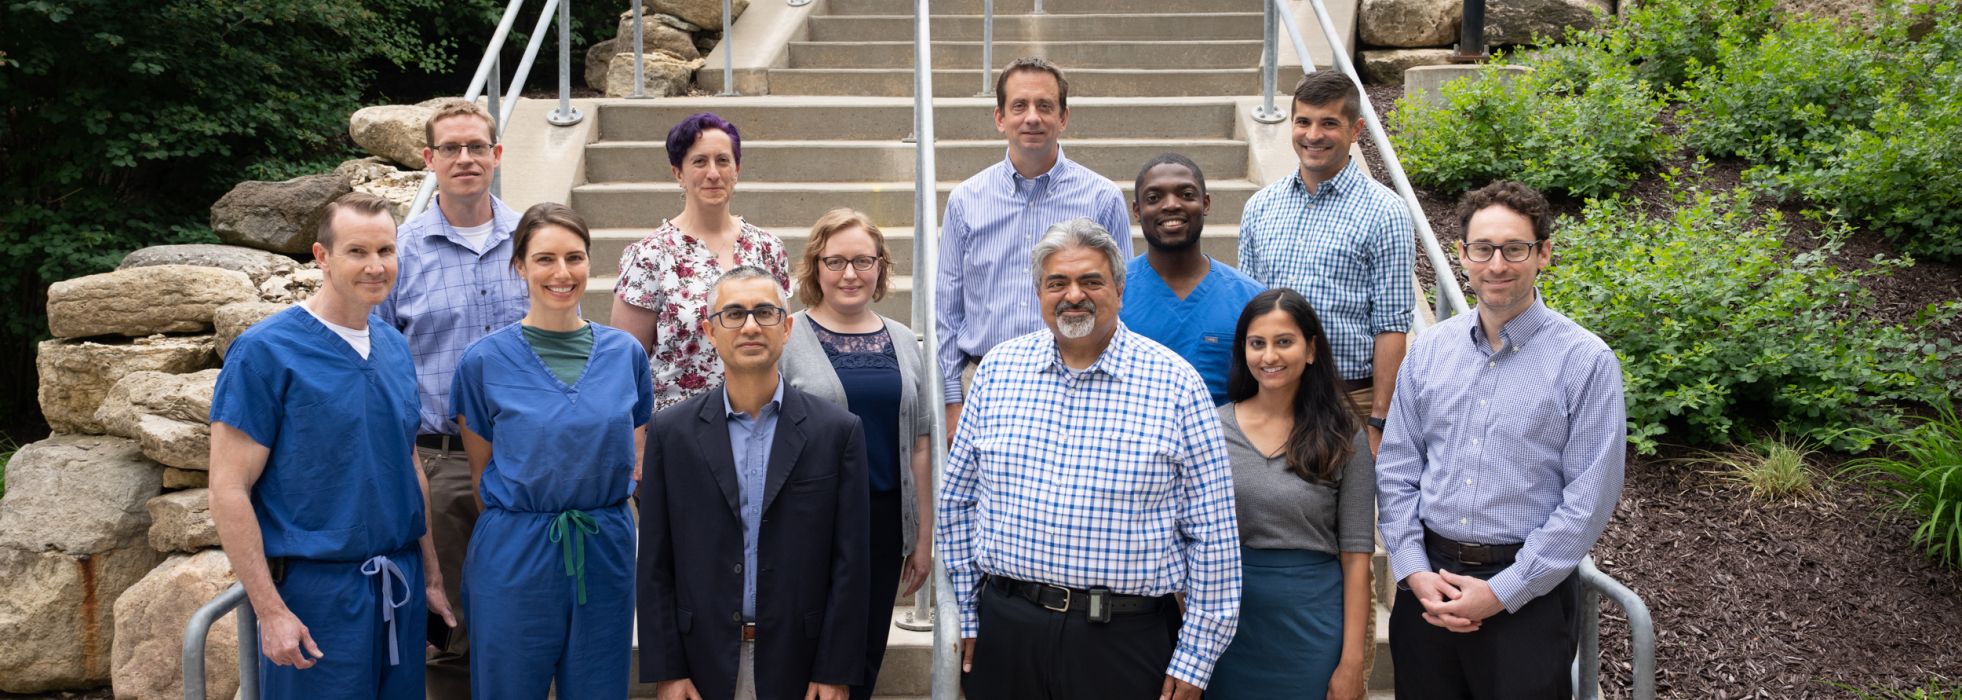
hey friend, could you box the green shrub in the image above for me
[1390,49,1670,198]
[1679,15,1899,168]
[1592,0,1779,89]
[1841,400,1962,570]
[1538,184,1960,454]
[1688,435,1821,503]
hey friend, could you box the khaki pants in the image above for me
[420,445,480,700]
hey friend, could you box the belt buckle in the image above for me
[1459,542,1489,565]
[1041,583,1072,613]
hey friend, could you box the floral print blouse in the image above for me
[615,218,791,413]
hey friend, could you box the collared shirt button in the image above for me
[1460,518,1468,525]
[480,289,487,295]
[733,564,743,574]
[1488,361,1496,368]
[1465,478,1473,485]
[731,611,742,623]
[1479,399,1487,406]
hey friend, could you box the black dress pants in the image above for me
[850,490,904,700]
[1389,540,1581,700]
[963,578,1181,700]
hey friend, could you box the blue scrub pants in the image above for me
[260,547,427,700]
[464,502,635,700]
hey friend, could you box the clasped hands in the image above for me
[1406,570,1505,633]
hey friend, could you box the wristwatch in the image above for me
[1367,416,1387,430]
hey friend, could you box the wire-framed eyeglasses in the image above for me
[1463,240,1541,263]
[708,305,787,329]
[820,255,884,272]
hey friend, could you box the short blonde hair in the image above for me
[423,99,497,147]
[795,208,891,308]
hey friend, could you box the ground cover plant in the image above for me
[1842,401,1962,569]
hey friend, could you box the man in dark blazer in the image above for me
[638,265,871,700]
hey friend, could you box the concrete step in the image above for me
[788,39,1263,70]
[767,66,1264,97]
[805,13,1263,43]
[587,225,1247,279]
[585,139,1249,185]
[569,179,1260,230]
[595,97,1242,142]
[582,275,916,327]
[826,0,1256,15]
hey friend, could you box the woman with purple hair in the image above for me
[610,112,791,414]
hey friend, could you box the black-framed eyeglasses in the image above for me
[820,255,884,272]
[1464,240,1541,263]
[432,143,495,159]
[708,305,787,329]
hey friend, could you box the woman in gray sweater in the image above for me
[1207,288,1374,700]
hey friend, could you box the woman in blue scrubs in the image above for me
[449,202,653,699]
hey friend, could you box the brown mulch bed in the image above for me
[1354,76,1962,697]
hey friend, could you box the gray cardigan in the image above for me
[780,310,934,555]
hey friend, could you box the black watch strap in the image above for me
[1367,416,1387,429]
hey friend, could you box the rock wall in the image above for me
[1357,0,1619,83]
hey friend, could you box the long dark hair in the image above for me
[1226,288,1357,483]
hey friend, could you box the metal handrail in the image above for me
[181,582,258,700]
[1576,557,1658,700]
[406,0,583,219]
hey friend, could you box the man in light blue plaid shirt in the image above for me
[936,218,1241,700]
[371,99,528,699]
[1238,71,1415,455]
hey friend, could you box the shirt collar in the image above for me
[1288,158,1362,198]
[421,194,513,246]
[1002,146,1069,186]
[723,377,786,420]
[1038,320,1134,380]
[1469,292,1552,352]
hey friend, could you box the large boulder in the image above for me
[651,0,747,31]
[46,265,257,339]
[0,435,166,693]
[1487,0,1612,45]
[349,104,435,170]
[94,369,220,471]
[214,302,291,358]
[336,157,426,221]
[1362,48,1459,83]
[118,244,299,288]
[210,174,352,255]
[619,11,703,60]
[255,265,324,305]
[1361,0,1462,48]
[606,50,704,98]
[110,551,239,700]
[145,490,219,553]
[37,336,216,434]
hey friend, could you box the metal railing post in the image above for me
[632,0,648,98]
[978,0,995,97]
[503,0,565,127]
[1456,0,1488,61]
[1032,0,1044,15]
[910,0,960,695]
[182,582,252,700]
[1576,557,1658,699]
[489,55,505,198]
[1253,0,1284,123]
[547,0,585,125]
[718,0,740,96]
[235,597,259,699]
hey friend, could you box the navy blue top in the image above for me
[1120,256,1266,405]
[812,319,903,493]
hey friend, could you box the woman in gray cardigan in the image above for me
[778,208,932,700]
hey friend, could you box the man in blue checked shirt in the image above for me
[372,99,529,699]
[935,56,1132,439]
[1376,181,1626,699]
[936,218,1242,700]
[1238,70,1416,455]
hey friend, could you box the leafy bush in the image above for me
[1537,184,1961,454]
[1841,400,1962,570]
[1679,13,1904,169]
[1390,48,1670,198]
[1590,0,1779,89]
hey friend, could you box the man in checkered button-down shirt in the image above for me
[935,218,1242,700]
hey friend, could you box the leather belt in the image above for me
[1424,527,1523,566]
[741,623,758,641]
[989,576,1164,615]
[416,434,456,451]
[1342,376,1374,393]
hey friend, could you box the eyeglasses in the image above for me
[708,305,786,329]
[1464,240,1541,263]
[820,255,884,272]
[432,143,495,159]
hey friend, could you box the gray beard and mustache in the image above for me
[1054,299,1097,339]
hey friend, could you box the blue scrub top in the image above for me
[449,323,653,512]
[1120,256,1265,406]
[210,307,425,561]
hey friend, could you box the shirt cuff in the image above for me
[1387,543,1433,587]
[1167,645,1217,689]
[943,377,964,405]
[1485,566,1534,613]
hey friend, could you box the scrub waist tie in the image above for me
[359,554,412,666]
[549,509,600,605]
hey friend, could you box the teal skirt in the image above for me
[1208,548,1344,700]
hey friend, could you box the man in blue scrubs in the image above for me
[209,192,456,699]
[1120,154,1264,405]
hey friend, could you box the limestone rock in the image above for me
[619,11,703,60]
[118,245,298,288]
[606,50,704,98]
[37,337,216,434]
[145,490,219,553]
[695,31,722,57]
[0,435,165,692]
[214,302,290,358]
[1361,0,1462,48]
[210,174,351,255]
[162,468,209,490]
[94,369,219,471]
[110,551,239,700]
[349,104,435,170]
[652,0,747,30]
[47,265,256,339]
[1362,48,1460,83]
[653,13,702,32]
[255,264,324,305]
[336,156,425,221]
[1487,0,1612,45]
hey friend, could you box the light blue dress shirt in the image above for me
[725,379,785,622]
[1120,256,1266,405]
[1375,295,1626,612]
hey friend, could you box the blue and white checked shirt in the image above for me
[724,380,784,622]
[1237,160,1416,381]
[935,149,1132,403]
[375,196,528,435]
[936,323,1242,687]
[1375,295,1626,612]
